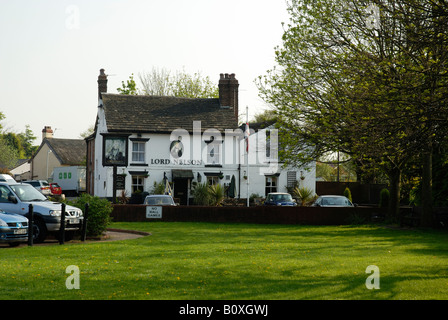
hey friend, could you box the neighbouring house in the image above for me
[10,159,31,181]
[29,126,86,181]
[86,69,315,204]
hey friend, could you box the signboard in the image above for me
[115,174,126,190]
[102,135,129,166]
[146,206,162,219]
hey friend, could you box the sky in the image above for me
[0,0,289,142]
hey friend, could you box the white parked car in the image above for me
[0,182,83,243]
[23,180,52,196]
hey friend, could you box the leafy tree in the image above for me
[137,67,219,98]
[117,73,138,95]
[0,137,18,169]
[257,0,448,221]
[17,125,37,158]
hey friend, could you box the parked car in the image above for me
[0,182,83,243]
[264,192,297,206]
[23,180,51,196]
[0,174,16,184]
[144,195,177,206]
[312,195,355,207]
[0,210,29,247]
[50,183,62,195]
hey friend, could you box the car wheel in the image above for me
[32,218,47,243]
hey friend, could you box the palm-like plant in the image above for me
[293,186,316,206]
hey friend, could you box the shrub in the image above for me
[379,188,390,208]
[293,186,315,206]
[208,183,225,206]
[68,194,113,237]
[191,182,211,205]
[343,187,352,202]
[151,180,166,195]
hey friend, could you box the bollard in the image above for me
[59,203,66,245]
[28,204,34,246]
[81,203,89,242]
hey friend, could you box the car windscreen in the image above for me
[10,184,48,201]
[324,197,351,206]
[268,194,293,202]
[145,197,173,205]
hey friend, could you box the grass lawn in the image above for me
[1,222,448,300]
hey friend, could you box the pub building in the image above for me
[86,69,315,205]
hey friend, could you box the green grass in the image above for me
[1,222,448,300]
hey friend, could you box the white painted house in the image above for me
[86,69,315,204]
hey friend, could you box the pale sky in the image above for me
[0,0,289,141]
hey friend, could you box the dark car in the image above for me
[312,195,355,207]
[264,193,297,206]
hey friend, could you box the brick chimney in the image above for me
[219,73,239,120]
[97,68,108,100]
[42,126,53,140]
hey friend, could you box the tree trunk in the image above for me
[387,168,401,221]
[421,151,433,227]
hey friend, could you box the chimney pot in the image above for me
[97,68,108,100]
[42,126,54,140]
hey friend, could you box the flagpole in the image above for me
[246,106,249,207]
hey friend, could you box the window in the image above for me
[131,175,144,193]
[207,176,220,186]
[265,129,278,161]
[132,141,145,163]
[207,143,221,165]
[0,186,12,203]
[265,176,277,195]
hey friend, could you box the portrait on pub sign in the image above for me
[103,136,128,166]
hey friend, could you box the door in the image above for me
[173,179,189,205]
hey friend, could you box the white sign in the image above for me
[146,206,162,219]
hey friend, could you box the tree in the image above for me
[1,125,36,161]
[0,137,18,169]
[257,0,448,220]
[117,73,138,95]
[137,67,219,98]
[17,125,37,158]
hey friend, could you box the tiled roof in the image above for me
[46,138,86,165]
[101,93,238,133]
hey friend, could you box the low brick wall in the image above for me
[111,204,387,225]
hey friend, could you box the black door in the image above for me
[173,179,189,205]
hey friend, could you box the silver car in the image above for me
[312,195,355,207]
[144,195,177,206]
[0,210,28,247]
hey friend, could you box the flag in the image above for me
[165,180,172,196]
[245,122,250,153]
